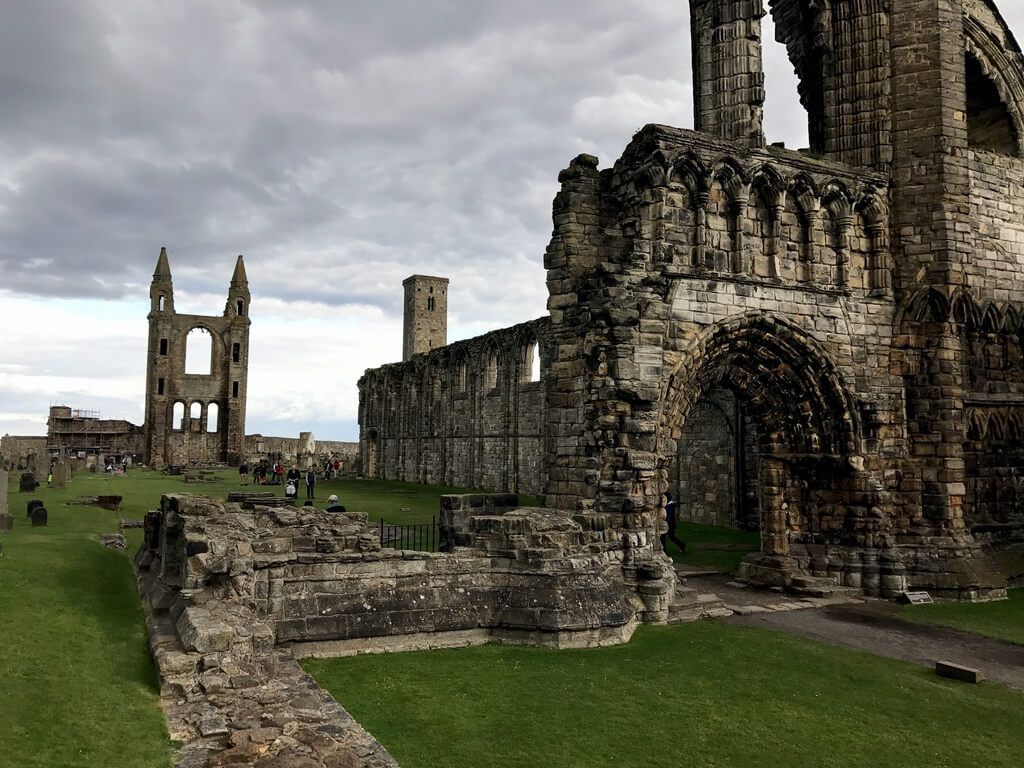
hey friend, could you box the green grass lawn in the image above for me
[900,588,1024,646]
[666,520,761,572]
[1,471,174,768]
[306,621,1024,768]
[0,467,485,768]
[7,468,1022,768]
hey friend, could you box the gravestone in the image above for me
[19,472,38,493]
[0,469,11,532]
[936,661,983,684]
[27,499,43,519]
[31,507,47,527]
[51,461,70,489]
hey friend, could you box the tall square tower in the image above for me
[402,275,449,361]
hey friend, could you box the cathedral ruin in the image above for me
[360,0,1024,600]
[143,248,252,467]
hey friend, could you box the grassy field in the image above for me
[901,588,1024,646]
[0,467,486,768]
[6,468,1021,768]
[666,520,761,572]
[1,471,173,768]
[307,621,1024,768]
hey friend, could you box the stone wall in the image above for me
[359,318,549,496]
[0,435,48,470]
[244,434,358,467]
[135,493,677,765]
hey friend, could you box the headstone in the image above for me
[51,461,68,489]
[31,507,48,527]
[19,472,38,493]
[0,469,10,531]
[935,661,983,684]
[27,499,43,519]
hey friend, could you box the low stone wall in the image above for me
[136,493,675,766]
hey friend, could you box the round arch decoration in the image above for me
[657,313,861,468]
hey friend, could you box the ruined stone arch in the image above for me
[171,401,185,431]
[856,189,891,294]
[964,9,1024,156]
[707,158,750,273]
[515,325,545,384]
[658,313,861,460]
[656,313,862,565]
[748,164,788,277]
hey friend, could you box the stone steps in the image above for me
[667,585,732,623]
[788,575,858,599]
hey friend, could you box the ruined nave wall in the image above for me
[359,318,549,496]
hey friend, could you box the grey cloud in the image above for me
[2,1,1022,332]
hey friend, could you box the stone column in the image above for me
[0,470,11,531]
[690,0,766,147]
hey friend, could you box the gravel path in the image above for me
[727,601,1024,691]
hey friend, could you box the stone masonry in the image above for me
[362,0,1024,600]
[360,317,549,495]
[136,492,688,766]
[144,248,251,468]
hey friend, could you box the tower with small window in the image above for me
[143,249,251,467]
[402,274,449,361]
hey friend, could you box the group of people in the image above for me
[237,461,325,503]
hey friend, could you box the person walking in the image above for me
[239,461,249,485]
[660,492,686,554]
[287,465,300,489]
[305,467,316,500]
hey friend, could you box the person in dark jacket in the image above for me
[286,466,300,488]
[325,494,347,513]
[305,467,316,500]
[660,492,686,554]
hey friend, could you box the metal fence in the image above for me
[378,516,440,552]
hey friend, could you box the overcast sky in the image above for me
[2,2,1023,442]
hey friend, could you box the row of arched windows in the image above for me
[170,401,220,433]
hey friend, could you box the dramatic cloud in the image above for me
[1,2,1022,440]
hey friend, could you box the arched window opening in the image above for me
[206,402,219,433]
[236,299,245,317]
[185,328,213,375]
[761,11,811,152]
[158,295,166,312]
[484,353,498,392]
[172,402,185,430]
[523,341,541,383]
[232,343,240,363]
[966,53,1020,156]
[159,338,168,355]
[427,297,436,311]
[190,402,202,421]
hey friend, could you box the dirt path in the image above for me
[726,601,1024,691]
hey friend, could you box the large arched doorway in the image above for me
[659,316,861,584]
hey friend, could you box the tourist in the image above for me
[287,465,300,488]
[325,494,346,513]
[660,492,686,554]
[239,461,249,485]
[275,463,284,485]
[333,458,341,476]
[252,463,259,485]
[305,467,316,500]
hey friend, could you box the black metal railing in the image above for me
[378,516,439,552]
